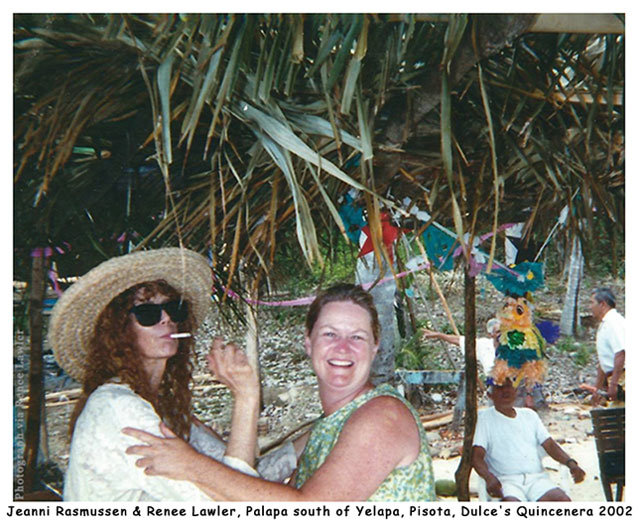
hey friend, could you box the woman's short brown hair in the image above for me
[305,283,380,343]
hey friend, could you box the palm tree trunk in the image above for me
[560,236,583,336]
[23,250,46,492]
[394,255,417,338]
[455,268,477,501]
[243,273,262,411]
[356,255,397,385]
[244,280,260,371]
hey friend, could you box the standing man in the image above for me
[589,287,625,405]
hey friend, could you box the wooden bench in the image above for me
[591,407,625,501]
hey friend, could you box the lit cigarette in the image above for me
[170,333,192,339]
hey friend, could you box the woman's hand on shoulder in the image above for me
[123,423,200,481]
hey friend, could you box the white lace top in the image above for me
[64,382,297,501]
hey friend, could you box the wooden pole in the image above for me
[425,260,460,336]
[413,239,457,368]
[23,250,46,492]
[394,251,418,335]
[455,267,478,501]
[244,282,260,372]
[243,273,263,417]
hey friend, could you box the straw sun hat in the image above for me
[48,247,213,382]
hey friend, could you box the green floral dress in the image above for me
[294,383,436,501]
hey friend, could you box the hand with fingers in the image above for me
[567,461,586,483]
[607,382,619,403]
[207,338,262,468]
[207,338,260,402]
[123,423,200,481]
[484,473,504,500]
[590,391,605,406]
[421,329,440,339]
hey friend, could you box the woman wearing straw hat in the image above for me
[124,283,436,501]
[49,248,297,501]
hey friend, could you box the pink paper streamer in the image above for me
[31,244,70,297]
[223,262,432,307]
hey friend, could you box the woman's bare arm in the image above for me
[125,395,419,501]
[207,340,260,467]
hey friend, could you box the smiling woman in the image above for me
[124,283,436,501]
[304,300,378,402]
[48,248,298,501]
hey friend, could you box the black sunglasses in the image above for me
[129,300,188,327]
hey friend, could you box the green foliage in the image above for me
[395,324,450,370]
[554,336,576,353]
[272,232,358,296]
[573,345,593,368]
[541,212,625,283]
[14,14,625,292]
[588,218,625,280]
[267,306,307,331]
[554,336,594,368]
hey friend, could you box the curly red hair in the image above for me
[71,280,194,440]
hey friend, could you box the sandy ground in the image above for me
[430,403,617,502]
